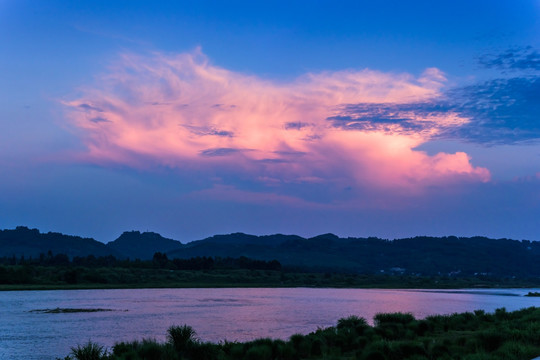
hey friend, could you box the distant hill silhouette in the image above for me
[107,231,183,260]
[167,233,540,277]
[0,226,118,258]
[172,233,304,264]
[1,227,540,277]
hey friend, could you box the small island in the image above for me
[525,291,540,297]
[30,308,118,314]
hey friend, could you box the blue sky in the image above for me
[1,0,539,242]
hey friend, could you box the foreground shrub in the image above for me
[374,313,415,326]
[374,313,416,340]
[388,340,426,359]
[338,315,369,335]
[70,341,108,360]
[478,330,506,352]
[361,340,390,360]
[495,341,540,360]
[187,342,219,360]
[167,325,197,353]
[245,344,272,360]
[138,339,163,360]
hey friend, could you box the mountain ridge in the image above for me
[1,226,539,277]
[107,230,183,260]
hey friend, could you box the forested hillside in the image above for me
[2,227,539,277]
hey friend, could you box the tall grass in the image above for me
[167,325,197,352]
[69,341,108,360]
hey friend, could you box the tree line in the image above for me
[0,251,281,271]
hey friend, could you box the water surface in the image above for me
[1,287,539,360]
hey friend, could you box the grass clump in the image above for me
[167,325,197,353]
[69,341,108,360]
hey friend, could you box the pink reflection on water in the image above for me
[2,287,539,360]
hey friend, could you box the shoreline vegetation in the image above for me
[1,253,540,291]
[2,276,540,291]
[58,307,540,360]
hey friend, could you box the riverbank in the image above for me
[2,266,540,291]
[59,307,540,360]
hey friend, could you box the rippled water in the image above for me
[1,287,539,359]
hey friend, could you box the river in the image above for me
[1,287,539,359]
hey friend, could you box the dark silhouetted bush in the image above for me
[70,341,108,360]
[167,325,197,354]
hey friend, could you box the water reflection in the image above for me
[1,287,538,360]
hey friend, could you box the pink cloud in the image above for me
[63,49,489,203]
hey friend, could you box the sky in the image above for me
[1,0,540,243]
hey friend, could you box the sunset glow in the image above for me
[64,51,489,196]
[1,1,539,241]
